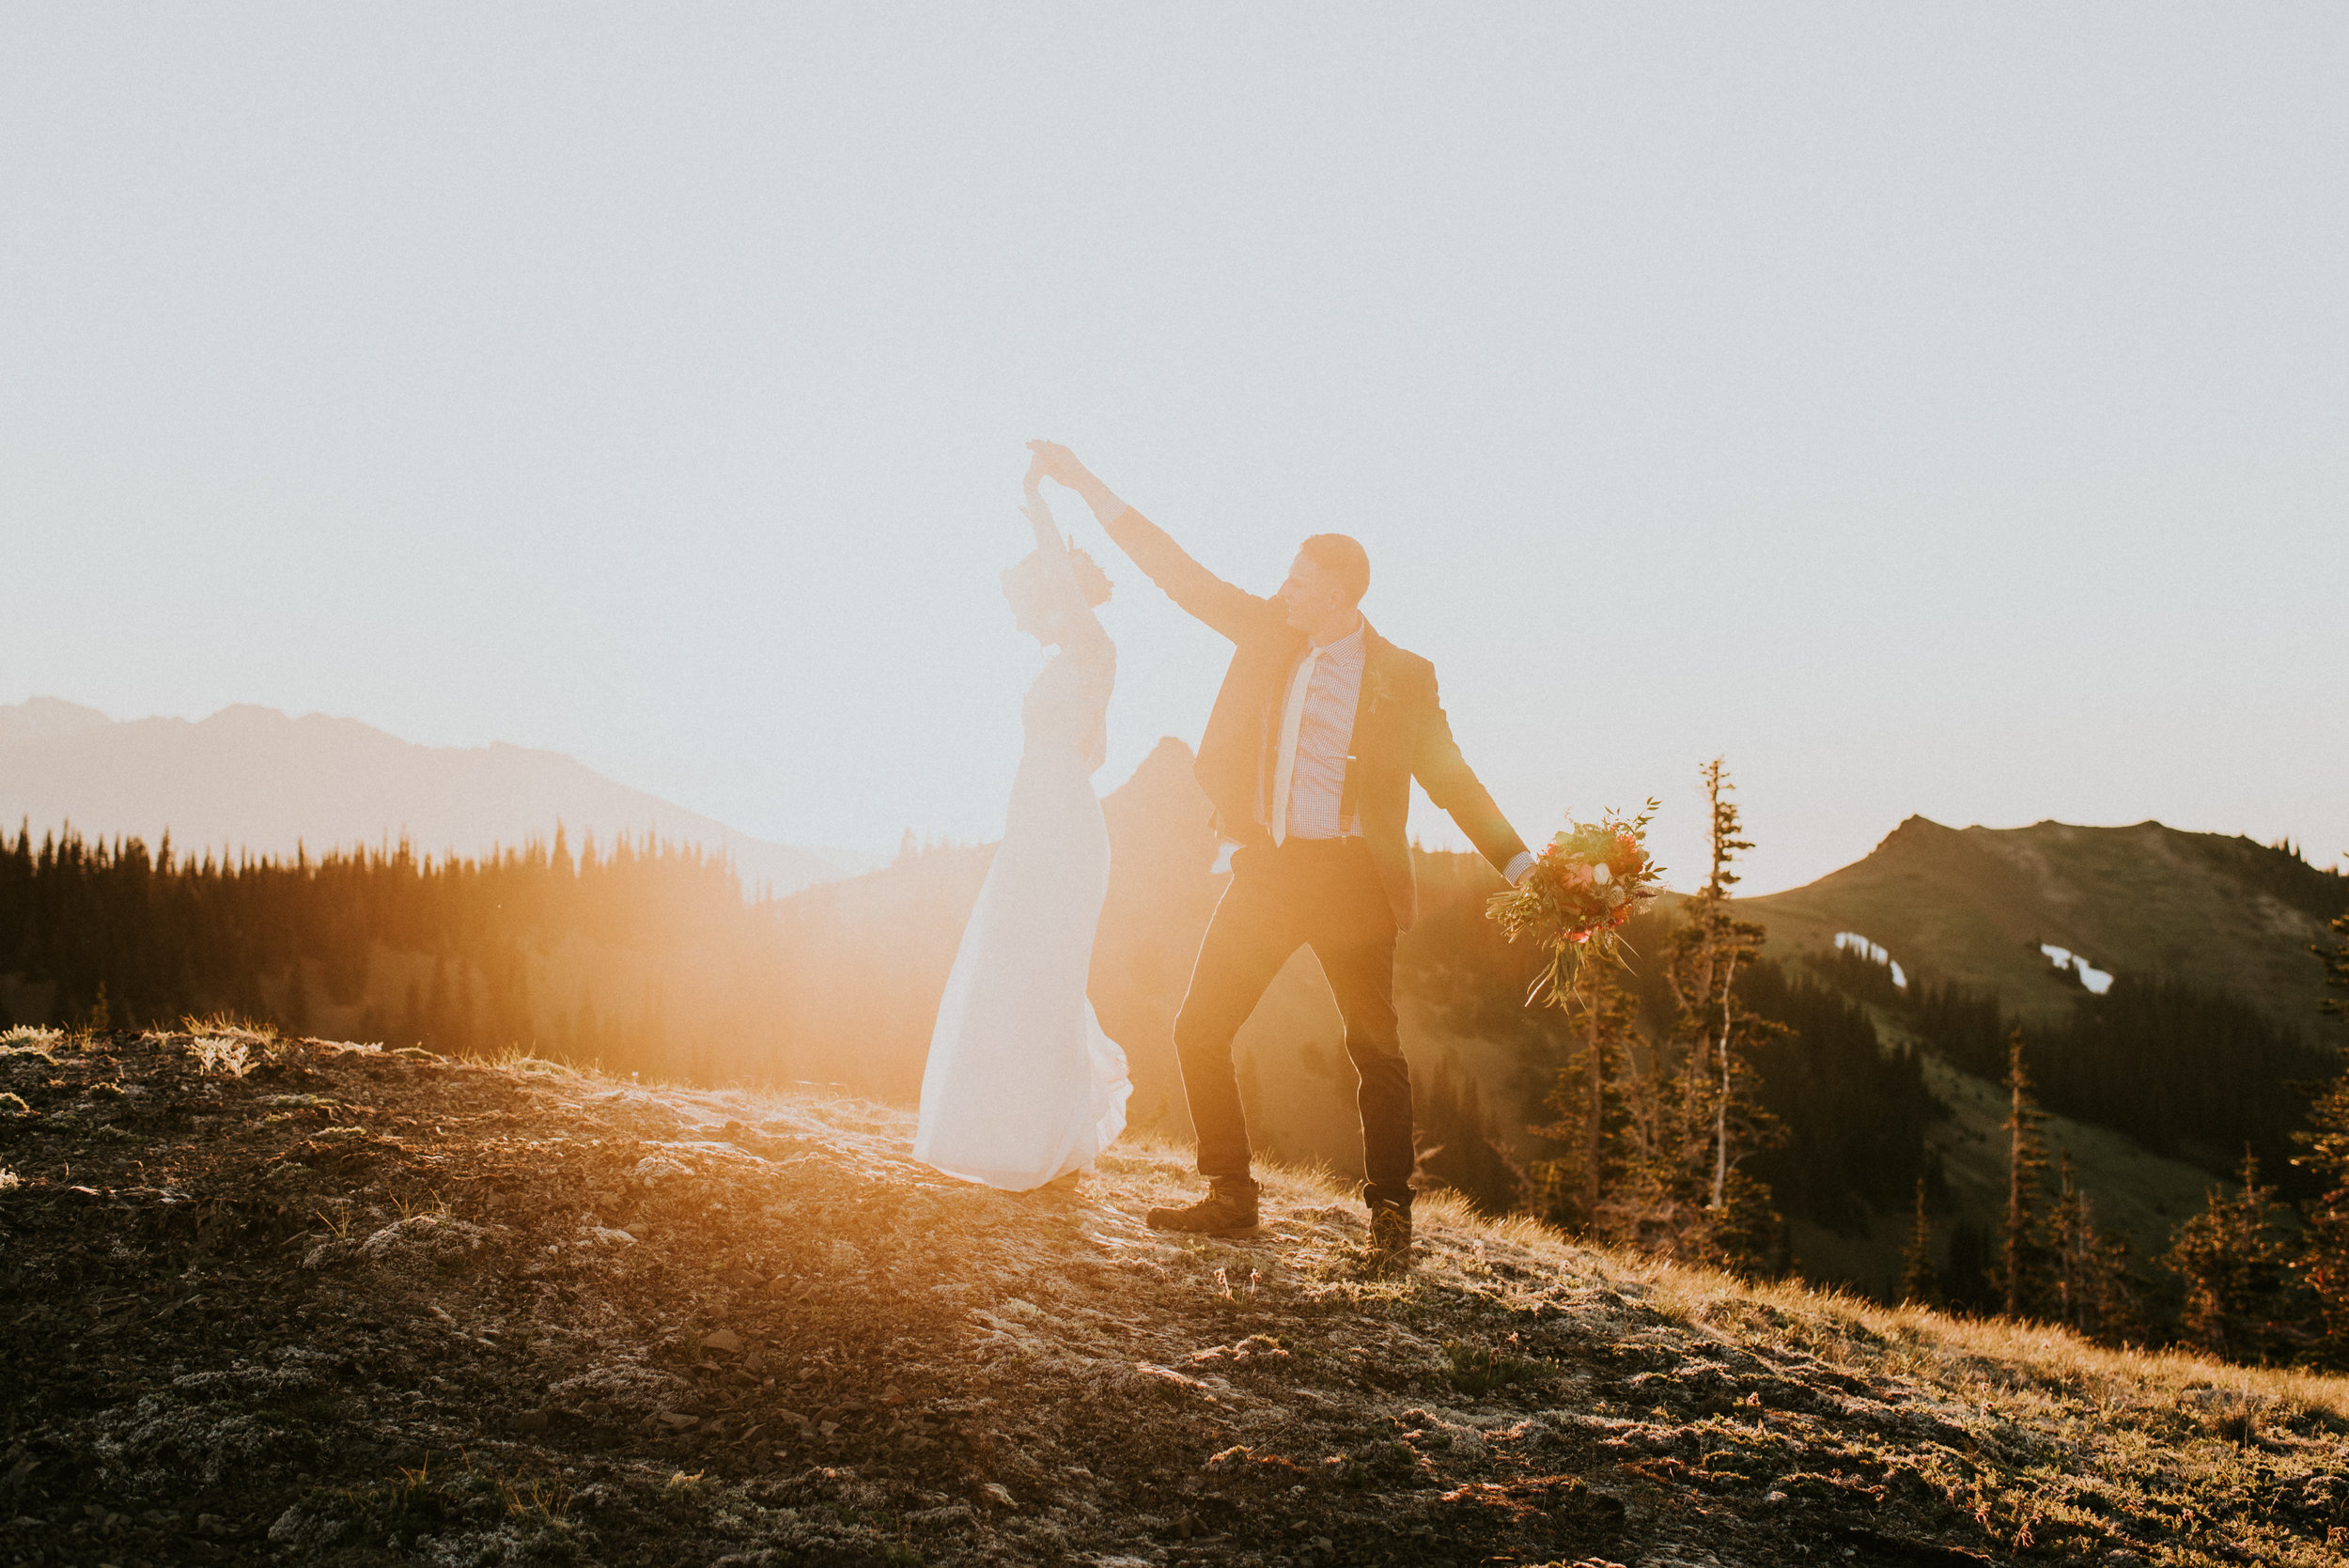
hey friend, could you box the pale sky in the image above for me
[5,6,2344,893]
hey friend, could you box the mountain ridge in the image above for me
[0,697,854,896]
[1736,814,2347,1031]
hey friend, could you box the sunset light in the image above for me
[5,9,2346,1566]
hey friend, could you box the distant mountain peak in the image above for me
[1748,812,2347,1030]
[0,697,112,741]
[0,697,851,894]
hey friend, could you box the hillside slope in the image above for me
[5,1028,2347,1567]
[1722,819,2348,1299]
[0,698,848,896]
[1739,816,2348,1029]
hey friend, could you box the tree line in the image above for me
[1893,921,2349,1374]
[1907,965,2326,1198]
[0,821,770,1082]
[2150,905,2349,1369]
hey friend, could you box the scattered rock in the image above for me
[266,1497,347,1550]
[300,1236,360,1270]
[548,1363,697,1422]
[354,1213,490,1280]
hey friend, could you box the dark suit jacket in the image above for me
[1103,506,1528,929]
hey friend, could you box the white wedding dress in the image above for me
[913,569,1132,1189]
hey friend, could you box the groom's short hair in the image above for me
[1300,533,1370,605]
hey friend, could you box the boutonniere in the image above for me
[1362,664,1396,715]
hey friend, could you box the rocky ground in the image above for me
[4,1025,2348,1568]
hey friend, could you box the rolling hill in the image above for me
[1737,815,2348,1032]
[1728,817,2349,1298]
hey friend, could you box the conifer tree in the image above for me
[2291,908,2349,1362]
[1527,950,1637,1233]
[2047,1151,2138,1343]
[1647,758,1781,1272]
[2319,909,2349,1020]
[1991,1029,2054,1320]
[2166,1149,2298,1365]
[1607,1032,1672,1248]
[1898,1176,1940,1308]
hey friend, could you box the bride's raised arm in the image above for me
[1020,464,1066,557]
[1019,462,1110,656]
[1026,439,1258,644]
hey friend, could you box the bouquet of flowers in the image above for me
[1486,800,1665,1011]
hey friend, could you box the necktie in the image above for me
[1268,646,1323,846]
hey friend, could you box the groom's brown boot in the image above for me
[1146,1178,1259,1234]
[1368,1199,1413,1270]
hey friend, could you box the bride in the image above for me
[912,458,1132,1189]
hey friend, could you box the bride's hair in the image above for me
[1002,546,1112,636]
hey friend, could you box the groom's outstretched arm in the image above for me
[1028,441,1266,644]
[1098,508,1266,644]
[1413,686,1535,884]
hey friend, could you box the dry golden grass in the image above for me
[467,1038,2349,1425]
[340,1041,2349,1563]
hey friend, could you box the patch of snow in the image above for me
[1836,931,1887,964]
[2038,942,2115,996]
[1833,931,1907,990]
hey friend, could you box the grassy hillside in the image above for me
[1711,819,2348,1304]
[6,1027,2349,1567]
[1737,816,2347,1031]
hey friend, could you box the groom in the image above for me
[1028,442,1533,1263]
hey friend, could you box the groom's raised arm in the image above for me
[1098,508,1268,644]
[1028,441,1267,644]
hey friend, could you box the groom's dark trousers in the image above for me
[1176,837,1412,1211]
[1099,501,1530,1215]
